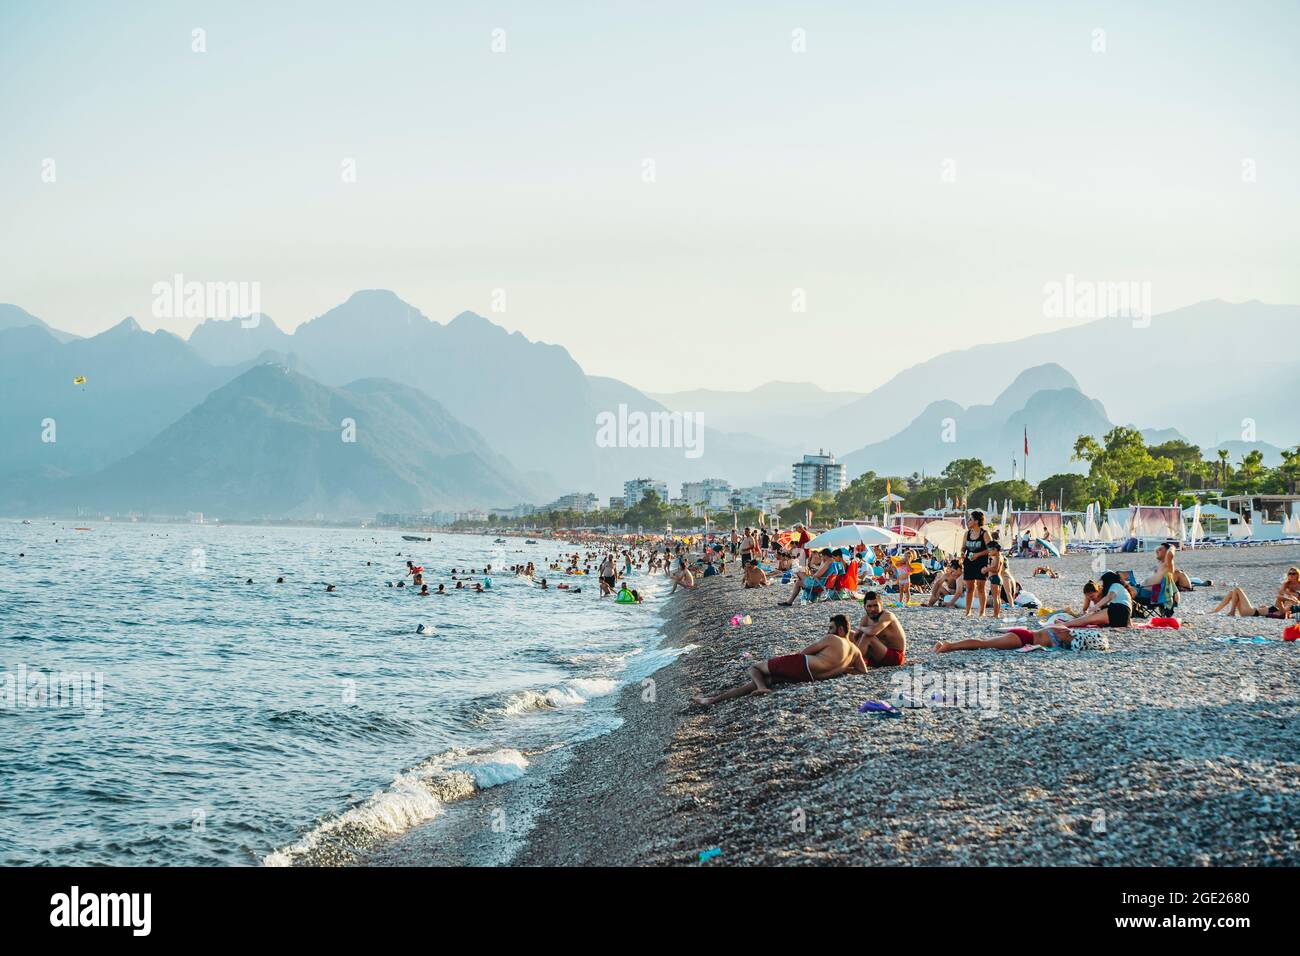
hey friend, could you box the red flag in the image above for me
[1024,427,1029,457]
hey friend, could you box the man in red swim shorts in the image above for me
[691,615,866,707]
[850,591,908,668]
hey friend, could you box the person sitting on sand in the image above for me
[778,549,838,606]
[1211,567,1300,618]
[671,556,696,593]
[926,560,962,607]
[849,591,907,667]
[691,614,866,707]
[742,561,769,588]
[1058,571,1133,628]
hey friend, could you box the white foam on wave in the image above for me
[567,677,619,698]
[262,746,529,867]
[453,748,530,788]
[496,685,589,717]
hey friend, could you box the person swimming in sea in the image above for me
[435,584,446,595]
[418,584,430,596]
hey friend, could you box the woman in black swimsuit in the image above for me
[961,510,993,618]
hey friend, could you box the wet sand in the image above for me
[517,546,1300,865]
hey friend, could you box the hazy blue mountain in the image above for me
[585,376,797,490]
[187,314,292,365]
[647,380,862,450]
[0,303,80,342]
[0,319,233,478]
[184,289,801,494]
[841,366,1111,480]
[12,365,537,519]
[833,300,1300,450]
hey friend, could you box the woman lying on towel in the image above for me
[936,622,1111,652]
[1210,567,1300,618]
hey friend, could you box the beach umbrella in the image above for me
[1035,536,1061,557]
[804,524,902,551]
[920,520,964,554]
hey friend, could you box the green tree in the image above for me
[622,490,669,529]
[1073,426,1172,505]
[941,458,995,503]
[969,480,1035,511]
[1034,473,1091,511]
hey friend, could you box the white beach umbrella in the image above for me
[804,524,902,551]
[920,520,965,555]
[1100,522,1114,542]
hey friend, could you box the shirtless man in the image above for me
[926,561,962,606]
[691,614,866,707]
[850,591,907,667]
[742,561,769,588]
[1143,543,1177,590]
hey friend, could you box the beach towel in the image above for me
[1210,635,1276,646]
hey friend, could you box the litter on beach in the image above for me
[858,700,903,717]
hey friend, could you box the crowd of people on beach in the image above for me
[675,512,1300,707]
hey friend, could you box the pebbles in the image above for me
[519,548,1300,866]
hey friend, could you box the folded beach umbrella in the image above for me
[804,524,902,551]
[920,520,965,555]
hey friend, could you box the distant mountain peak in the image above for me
[103,316,143,336]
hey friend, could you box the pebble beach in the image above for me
[518,545,1300,866]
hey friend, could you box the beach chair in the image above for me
[1126,571,1179,618]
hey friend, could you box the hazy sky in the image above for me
[3,0,1298,392]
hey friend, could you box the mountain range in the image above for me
[10,366,535,518]
[1,295,1294,518]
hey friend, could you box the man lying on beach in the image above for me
[691,614,866,707]
[850,591,906,667]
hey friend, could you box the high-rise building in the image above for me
[792,450,847,499]
[545,492,599,513]
[623,478,669,505]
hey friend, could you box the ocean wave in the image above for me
[494,686,589,717]
[262,747,529,866]
[567,677,619,698]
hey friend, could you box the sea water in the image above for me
[0,522,676,865]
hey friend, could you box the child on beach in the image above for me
[894,551,913,604]
[691,614,866,707]
[984,542,1005,619]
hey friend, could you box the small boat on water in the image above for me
[402,535,432,542]
[494,538,507,543]
[525,539,538,544]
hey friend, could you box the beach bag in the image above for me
[1069,631,1110,652]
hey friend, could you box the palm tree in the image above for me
[1217,448,1230,487]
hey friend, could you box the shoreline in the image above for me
[516,550,1300,866]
